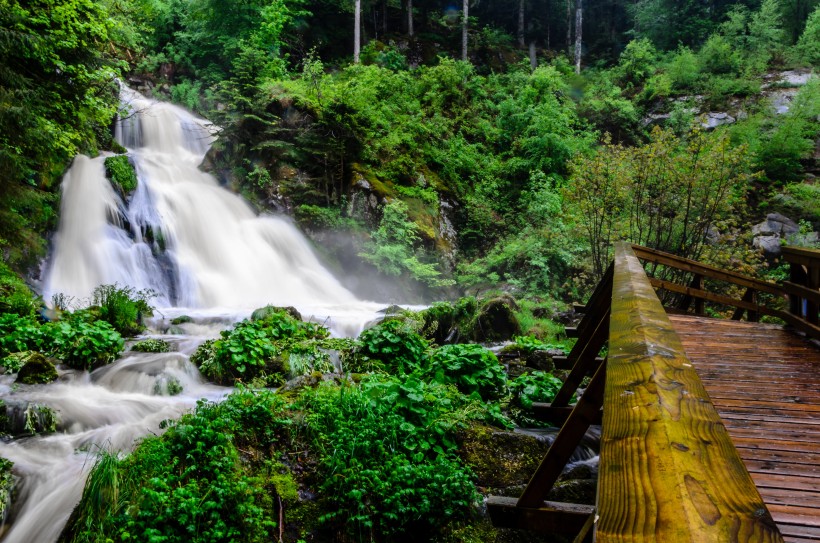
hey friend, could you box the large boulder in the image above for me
[752,213,800,259]
[16,352,58,385]
[473,296,522,342]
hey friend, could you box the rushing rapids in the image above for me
[0,88,383,542]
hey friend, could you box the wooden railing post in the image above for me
[782,246,820,326]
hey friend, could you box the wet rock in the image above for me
[547,478,597,505]
[16,352,58,385]
[473,296,522,342]
[251,305,302,322]
[378,304,407,315]
[525,350,556,372]
[752,213,801,258]
[457,424,549,489]
[0,457,12,523]
[170,315,193,325]
[0,400,58,436]
[701,112,736,129]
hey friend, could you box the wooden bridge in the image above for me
[488,243,820,542]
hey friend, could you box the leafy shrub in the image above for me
[424,344,507,401]
[353,319,428,374]
[510,334,567,354]
[41,320,124,370]
[0,263,39,317]
[91,284,155,336]
[793,5,820,65]
[131,339,171,353]
[65,389,289,543]
[0,314,43,358]
[698,35,741,75]
[301,378,478,539]
[510,371,565,409]
[103,155,138,196]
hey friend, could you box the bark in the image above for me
[518,0,526,48]
[408,0,414,36]
[574,0,582,73]
[566,0,572,53]
[462,0,469,61]
[529,40,537,69]
[354,0,361,63]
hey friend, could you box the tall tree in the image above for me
[574,0,582,72]
[519,0,526,47]
[354,0,362,62]
[462,0,469,60]
[407,0,414,36]
[566,0,572,53]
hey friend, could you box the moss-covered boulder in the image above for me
[251,305,302,322]
[16,352,58,384]
[472,296,521,342]
[104,155,138,197]
[131,339,171,353]
[456,424,549,490]
[0,400,58,436]
[170,315,193,325]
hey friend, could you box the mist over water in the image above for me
[1,88,386,542]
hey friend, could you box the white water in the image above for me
[0,88,388,542]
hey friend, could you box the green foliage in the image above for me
[353,319,429,374]
[0,313,43,358]
[90,284,155,336]
[510,371,565,409]
[616,39,658,90]
[793,5,820,64]
[0,457,12,521]
[301,377,479,539]
[510,335,567,354]
[0,262,39,317]
[424,344,507,401]
[66,389,288,543]
[360,200,453,287]
[41,319,124,370]
[103,155,138,196]
[130,338,171,353]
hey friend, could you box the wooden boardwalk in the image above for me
[670,314,820,543]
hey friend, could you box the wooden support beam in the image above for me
[565,326,579,338]
[597,243,783,543]
[486,496,594,535]
[530,403,602,425]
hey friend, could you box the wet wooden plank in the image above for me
[596,243,782,542]
[670,313,820,543]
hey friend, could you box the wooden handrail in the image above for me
[597,243,782,542]
[781,246,820,326]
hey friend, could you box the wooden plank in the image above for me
[751,474,820,493]
[781,247,820,268]
[486,496,594,535]
[649,277,778,317]
[596,243,783,542]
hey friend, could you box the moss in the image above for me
[170,315,193,325]
[0,262,39,317]
[16,352,58,384]
[456,423,549,490]
[251,305,302,322]
[24,403,58,434]
[472,296,522,342]
[104,155,138,196]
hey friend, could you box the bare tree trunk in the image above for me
[354,0,361,63]
[462,0,469,61]
[383,0,387,36]
[408,0,414,36]
[566,0,572,53]
[546,0,551,49]
[574,0,582,73]
[529,41,537,69]
[518,0,526,48]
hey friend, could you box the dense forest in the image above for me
[0,0,818,541]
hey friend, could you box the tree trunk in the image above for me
[408,0,414,36]
[354,0,361,63]
[462,0,469,61]
[518,0,526,48]
[566,0,572,53]
[546,0,551,49]
[529,40,537,69]
[574,0,582,73]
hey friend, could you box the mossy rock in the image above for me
[546,478,598,505]
[131,338,171,353]
[16,352,58,384]
[251,305,302,322]
[170,315,193,325]
[472,296,522,342]
[0,400,58,436]
[456,424,549,490]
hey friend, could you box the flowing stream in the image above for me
[0,87,384,542]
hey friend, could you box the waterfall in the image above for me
[44,87,369,318]
[0,88,391,543]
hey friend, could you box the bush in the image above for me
[130,339,171,353]
[91,284,155,336]
[65,389,289,543]
[301,378,479,539]
[424,344,507,401]
[0,263,39,317]
[353,319,428,374]
[510,371,565,409]
[793,5,820,65]
[103,155,138,196]
[41,320,124,370]
[0,313,43,358]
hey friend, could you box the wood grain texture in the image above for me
[670,314,820,542]
[596,243,783,542]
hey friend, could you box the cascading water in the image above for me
[0,87,385,542]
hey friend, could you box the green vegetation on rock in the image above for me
[103,155,138,196]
